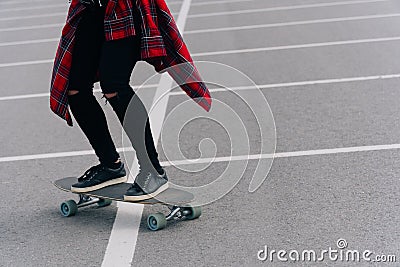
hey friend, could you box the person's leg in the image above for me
[68,93,120,166]
[67,7,126,192]
[99,37,168,200]
[68,7,120,167]
[99,37,163,173]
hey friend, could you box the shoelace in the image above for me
[78,164,104,182]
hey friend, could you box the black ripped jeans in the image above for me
[67,5,162,172]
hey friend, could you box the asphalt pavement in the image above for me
[1,0,400,266]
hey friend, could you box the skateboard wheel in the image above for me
[184,206,202,220]
[147,213,167,231]
[60,200,78,217]
[97,199,112,208]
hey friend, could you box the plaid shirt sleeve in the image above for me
[49,0,85,126]
[154,0,212,111]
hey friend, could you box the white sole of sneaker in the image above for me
[123,182,169,202]
[70,176,128,193]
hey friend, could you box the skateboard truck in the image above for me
[77,194,98,207]
[147,205,202,231]
[60,194,112,217]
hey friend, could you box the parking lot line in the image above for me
[0,0,183,5]
[0,59,53,68]
[0,0,53,5]
[0,3,67,13]
[0,84,159,101]
[169,73,400,95]
[3,35,400,68]
[0,38,58,47]
[1,74,400,102]
[0,23,63,32]
[192,36,400,57]
[191,0,253,6]
[4,12,400,45]
[0,0,239,13]
[162,143,400,165]
[1,143,400,165]
[0,0,387,23]
[185,13,400,34]
[0,12,66,22]
[0,0,250,13]
[188,0,389,18]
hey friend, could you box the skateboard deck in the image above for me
[54,177,194,205]
[53,177,201,231]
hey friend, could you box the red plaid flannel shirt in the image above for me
[50,0,212,126]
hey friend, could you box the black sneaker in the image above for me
[123,169,168,201]
[71,163,127,193]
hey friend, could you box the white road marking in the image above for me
[1,143,400,164]
[0,0,54,5]
[8,32,392,68]
[0,59,53,68]
[0,92,50,101]
[2,74,400,101]
[0,23,63,32]
[191,0,253,6]
[0,11,395,34]
[3,34,400,54]
[0,12,66,22]
[169,74,400,95]
[185,13,400,34]
[0,38,59,47]
[0,0,386,22]
[4,35,400,68]
[0,0,221,12]
[0,1,184,12]
[163,144,400,165]
[0,0,250,16]
[0,147,134,163]
[0,3,67,12]
[192,36,400,57]
[6,12,400,46]
[0,0,251,31]
[0,84,159,101]
[101,201,144,267]
[187,0,389,18]
[0,0,182,5]
[101,1,192,266]
[0,149,96,163]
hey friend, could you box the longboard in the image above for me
[53,177,201,231]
